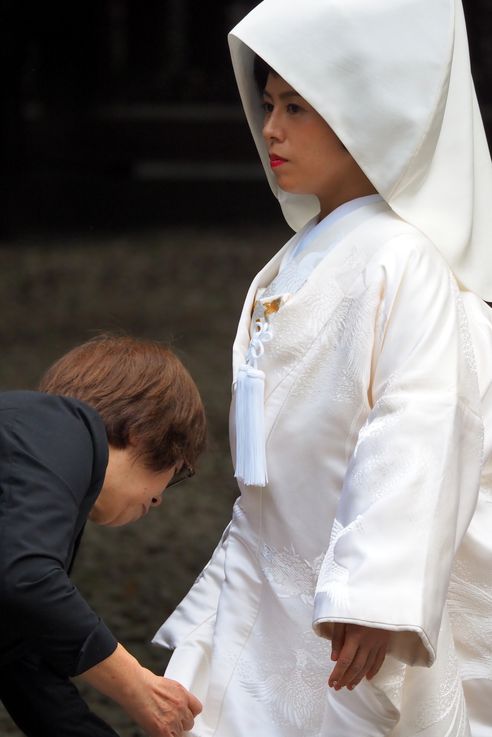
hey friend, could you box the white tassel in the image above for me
[234,363,268,486]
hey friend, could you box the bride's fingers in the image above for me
[347,650,377,690]
[328,639,360,688]
[331,622,346,662]
[366,646,387,680]
[330,645,371,690]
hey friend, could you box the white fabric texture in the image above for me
[153,1,492,734]
[154,201,492,736]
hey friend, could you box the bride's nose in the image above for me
[263,110,285,143]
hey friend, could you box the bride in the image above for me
[154,1,492,734]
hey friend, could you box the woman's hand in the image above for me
[124,669,201,737]
[322,623,390,690]
[80,643,202,736]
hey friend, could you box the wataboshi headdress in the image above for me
[229,0,492,301]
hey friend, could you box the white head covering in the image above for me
[229,0,492,300]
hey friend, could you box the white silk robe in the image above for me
[154,200,492,736]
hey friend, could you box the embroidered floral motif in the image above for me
[268,287,344,378]
[287,285,380,409]
[238,628,330,735]
[316,516,364,608]
[351,424,433,510]
[284,294,352,401]
[448,557,492,681]
[355,400,404,445]
[259,543,324,606]
[245,543,330,733]
[415,647,467,734]
[332,290,380,403]
[262,257,310,298]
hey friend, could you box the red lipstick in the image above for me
[269,154,287,168]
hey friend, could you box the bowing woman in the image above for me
[154,1,492,736]
[0,335,205,737]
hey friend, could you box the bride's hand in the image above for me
[322,623,390,690]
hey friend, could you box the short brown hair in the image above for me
[38,334,206,472]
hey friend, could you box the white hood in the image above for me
[229,0,492,300]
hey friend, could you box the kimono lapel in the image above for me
[288,199,388,269]
[233,201,391,391]
[257,202,395,401]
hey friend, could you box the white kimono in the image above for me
[154,198,492,736]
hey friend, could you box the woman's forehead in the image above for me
[264,73,303,99]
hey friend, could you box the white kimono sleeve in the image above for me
[313,235,484,667]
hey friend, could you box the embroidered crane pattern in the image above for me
[316,515,364,608]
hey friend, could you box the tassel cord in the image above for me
[246,319,273,368]
[234,318,273,487]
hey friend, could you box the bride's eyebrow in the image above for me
[263,89,302,100]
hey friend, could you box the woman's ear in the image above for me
[126,431,139,448]
[121,435,141,467]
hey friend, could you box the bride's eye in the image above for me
[261,101,274,114]
[287,103,302,114]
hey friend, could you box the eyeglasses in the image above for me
[167,464,195,488]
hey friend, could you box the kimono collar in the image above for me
[232,197,388,378]
[287,194,384,265]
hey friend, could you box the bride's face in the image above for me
[261,73,375,216]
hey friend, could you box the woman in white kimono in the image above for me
[154,1,492,735]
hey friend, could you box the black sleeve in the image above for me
[0,653,119,736]
[0,394,117,677]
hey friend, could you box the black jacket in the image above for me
[0,391,117,677]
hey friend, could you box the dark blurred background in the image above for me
[0,1,491,735]
[0,0,276,237]
[1,0,491,237]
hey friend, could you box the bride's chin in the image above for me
[276,180,313,198]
